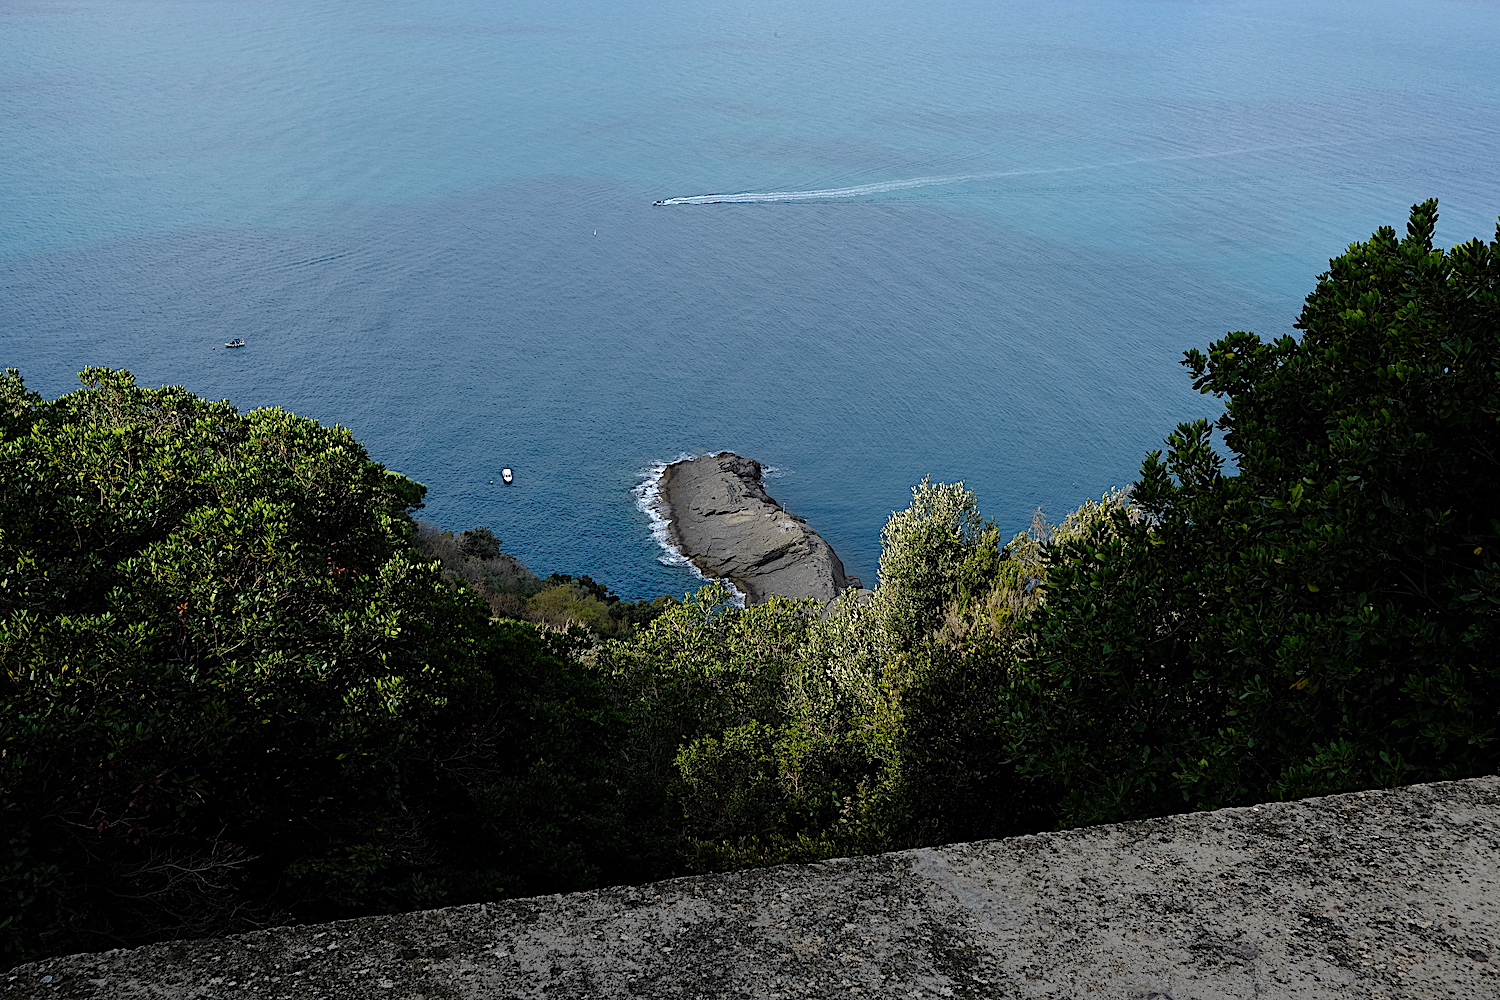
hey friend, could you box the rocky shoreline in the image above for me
[654,453,858,604]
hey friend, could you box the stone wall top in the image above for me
[8,776,1499,999]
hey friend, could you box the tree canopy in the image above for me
[1017,200,1500,822]
[0,369,624,959]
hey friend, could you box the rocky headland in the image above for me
[654,453,858,604]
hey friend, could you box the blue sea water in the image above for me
[3,0,1499,597]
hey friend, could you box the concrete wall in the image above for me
[7,776,1499,999]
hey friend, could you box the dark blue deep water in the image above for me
[4,0,1499,595]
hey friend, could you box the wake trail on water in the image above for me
[654,141,1338,206]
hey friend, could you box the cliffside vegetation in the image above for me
[412,523,673,635]
[3,202,1496,961]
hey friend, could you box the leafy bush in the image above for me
[0,370,624,960]
[410,527,673,636]
[611,481,1047,873]
[413,522,543,619]
[530,575,677,637]
[1015,201,1500,824]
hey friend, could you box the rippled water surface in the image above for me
[4,0,1499,595]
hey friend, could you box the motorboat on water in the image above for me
[501,468,514,485]
[653,200,665,206]
[224,338,246,348]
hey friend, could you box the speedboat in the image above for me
[501,468,514,485]
[224,338,246,348]
[653,200,665,206]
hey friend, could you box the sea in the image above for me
[3,0,1499,598]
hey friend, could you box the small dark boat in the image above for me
[224,338,246,348]
[653,200,665,206]
[501,468,514,485]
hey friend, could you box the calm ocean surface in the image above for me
[3,0,1499,596]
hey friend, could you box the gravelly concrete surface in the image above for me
[7,777,1498,999]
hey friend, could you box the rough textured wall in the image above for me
[7,777,1498,999]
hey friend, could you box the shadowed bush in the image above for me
[0,370,626,960]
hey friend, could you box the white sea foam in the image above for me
[633,453,746,607]
[654,142,1337,206]
[656,174,987,205]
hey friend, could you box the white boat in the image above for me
[501,468,513,485]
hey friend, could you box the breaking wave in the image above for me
[633,453,746,607]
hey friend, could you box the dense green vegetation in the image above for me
[1017,200,1499,822]
[0,374,632,957]
[412,523,674,636]
[3,202,1496,961]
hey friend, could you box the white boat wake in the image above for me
[653,142,1331,206]
[655,174,988,205]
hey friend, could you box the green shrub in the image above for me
[0,370,624,959]
[1015,201,1500,825]
[609,482,1046,873]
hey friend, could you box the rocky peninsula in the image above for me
[653,453,858,604]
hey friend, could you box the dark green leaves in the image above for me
[1017,201,1500,824]
[0,371,622,960]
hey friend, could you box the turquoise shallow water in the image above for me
[4,0,1499,596]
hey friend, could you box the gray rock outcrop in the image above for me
[7,776,1499,998]
[656,453,856,604]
